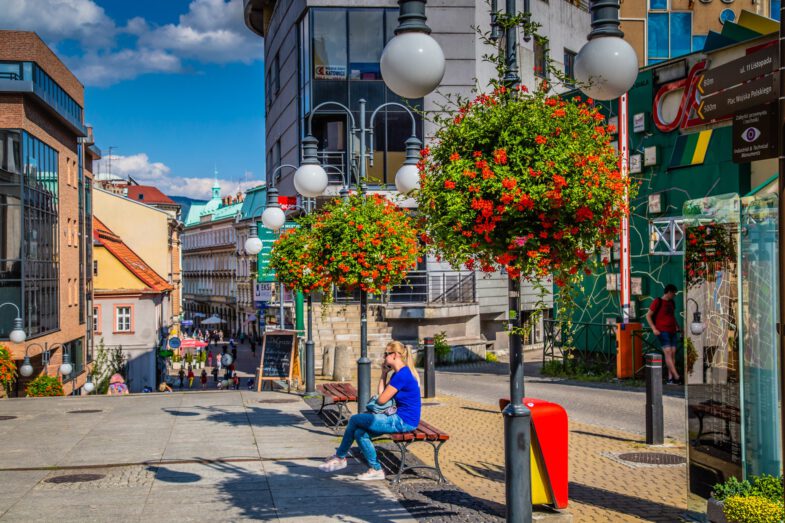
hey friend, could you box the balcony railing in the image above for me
[333,270,476,305]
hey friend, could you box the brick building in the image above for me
[0,31,95,394]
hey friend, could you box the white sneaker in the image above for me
[318,455,347,472]
[356,468,385,481]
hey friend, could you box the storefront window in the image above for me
[349,10,384,81]
[313,10,347,82]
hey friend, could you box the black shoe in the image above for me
[666,379,674,385]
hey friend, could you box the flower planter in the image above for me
[707,497,728,523]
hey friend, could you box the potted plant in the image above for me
[0,345,17,398]
[710,474,784,523]
[26,375,64,397]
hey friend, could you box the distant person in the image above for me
[229,337,236,349]
[232,371,240,390]
[212,366,219,383]
[646,283,681,384]
[231,346,238,364]
[178,368,185,389]
[200,369,208,390]
[159,382,173,393]
[187,368,195,389]
[319,341,421,481]
[207,350,213,367]
[107,374,129,396]
[218,330,224,342]
[250,340,256,356]
[247,377,255,390]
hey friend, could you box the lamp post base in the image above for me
[503,402,533,522]
[357,356,371,411]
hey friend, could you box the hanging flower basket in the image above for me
[269,214,332,294]
[417,86,633,293]
[26,374,63,397]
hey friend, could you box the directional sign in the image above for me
[696,73,777,121]
[697,44,777,97]
[732,103,778,163]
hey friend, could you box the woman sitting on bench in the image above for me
[319,341,421,481]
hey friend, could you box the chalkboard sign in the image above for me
[257,330,298,388]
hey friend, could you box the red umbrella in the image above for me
[180,338,208,348]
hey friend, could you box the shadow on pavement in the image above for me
[147,465,202,483]
[569,481,685,520]
[570,429,642,444]
[161,408,200,417]
[455,460,505,483]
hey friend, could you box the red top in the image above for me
[649,298,678,333]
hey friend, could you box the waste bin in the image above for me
[498,397,568,509]
[615,322,643,379]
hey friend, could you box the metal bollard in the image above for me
[645,352,664,445]
[423,337,435,398]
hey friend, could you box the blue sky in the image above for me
[1,0,266,199]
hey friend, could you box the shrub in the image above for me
[26,375,64,397]
[751,474,784,502]
[485,352,498,363]
[722,496,784,523]
[713,477,754,501]
[433,332,451,363]
[0,345,17,391]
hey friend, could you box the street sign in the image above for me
[168,337,181,349]
[696,73,778,121]
[696,44,778,97]
[732,103,778,163]
[255,282,274,302]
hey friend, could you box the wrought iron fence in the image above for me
[543,320,618,370]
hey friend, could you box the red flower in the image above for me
[444,180,456,189]
[473,151,483,158]
[493,149,508,165]
[535,135,547,145]
[450,152,461,162]
[575,207,594,222]
[501,178,516,190]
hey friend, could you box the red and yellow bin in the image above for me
[499,397,568,509]
[615,322,643,379]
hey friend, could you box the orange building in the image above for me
[0,31,96,395]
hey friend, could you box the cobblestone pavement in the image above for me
[404,394,688,522]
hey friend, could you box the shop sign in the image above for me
[732,103,778,163]
[255,282,274,302]
[315,65,346,80]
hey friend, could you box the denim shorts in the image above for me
[657,331,678,349]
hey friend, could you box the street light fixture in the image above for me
[0,302,26,344]
[83,374,95,394]
[394,135,423,195]
[380,0,445,99]
[294,137,329,198]
[22,343,64,376]
[686,298,706,336]
[574,0,638,101]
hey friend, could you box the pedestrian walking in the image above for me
[250,340,256,356]
[107,374,130,395]
[229,337,236,349]
[247,377,255,390]
[178,368,185,389]
[212,366,219,383]
[200,369,208,390]
[231,346,238,364]
[232,371,240,390]
[187,368,195,389]
[319,341,421,481]
[646,283,681,384]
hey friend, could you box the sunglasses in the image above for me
[384,351,397,357]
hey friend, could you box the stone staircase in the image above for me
[311,303,392,371]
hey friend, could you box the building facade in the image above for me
[0,31,93,394]
[620,0,780,67]
[181,180,244,335]
[243,0,578,350]
[92,217,173,392]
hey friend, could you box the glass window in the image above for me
[93,307,99,332]
[771,0,781,20]
[534,39,548,79]
[649,0,667,8]
[563,49,576,86]
[670,13,692,57]
[116,306,132,332]
[349,10,384,81]
[648,13,669,62]
[313,10,347,81]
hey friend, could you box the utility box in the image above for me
[615,322,643,378]
[498,397,569,509]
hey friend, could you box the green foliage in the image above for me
[26,375,63,397]
[0,345,17,390]
[485,352,498,363]
[540,359,616,383]
[751,475,784,502]
[722,496,784,523]
[198,351,207,364]
[92,340,126,394]
[433,332,451,363]
[685,224,736,288]
[713,477,754,501]
[185,353,193,364]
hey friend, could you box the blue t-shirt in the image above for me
[389,367,421,428]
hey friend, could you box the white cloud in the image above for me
[95,153,260,200]
[0,0,117,48]
[0,0,262,86]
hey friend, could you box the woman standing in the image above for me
[319,341,420,481]
[200,369,208,390]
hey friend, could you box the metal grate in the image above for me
[617,452,686,465]
[45,473,106,484]
[67,409,103,414]
[0,416,18,421]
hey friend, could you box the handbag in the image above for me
[366,395,397,415]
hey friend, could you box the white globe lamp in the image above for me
[395,164,420,194]
[59,352,73,376]
[83,376,95,394]
[9,317,26,343]
[574,36,638,101]
[261,206,286,231]
[244,234,263,255]
[19,355,33,377]
[293,163,328,198]
[381,32,445,99]
[221,353,233,367]
[690,321,706,336]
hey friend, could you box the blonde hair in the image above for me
[386,341,420,385]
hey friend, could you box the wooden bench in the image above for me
[376,420,449,484]
[316,382,357,430]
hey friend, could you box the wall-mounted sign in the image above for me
[629,154,642,174]
[648,193,663,214]
[732,103,778,163]
[315,65,347,80]
[633,113,647,133]
[255,282,274,302]
[644,146,658,166]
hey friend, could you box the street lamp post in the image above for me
[245,164,319,395]
[0,302,27,344]
[297,100,422,411]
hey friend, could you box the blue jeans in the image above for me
[336,413,415,470]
